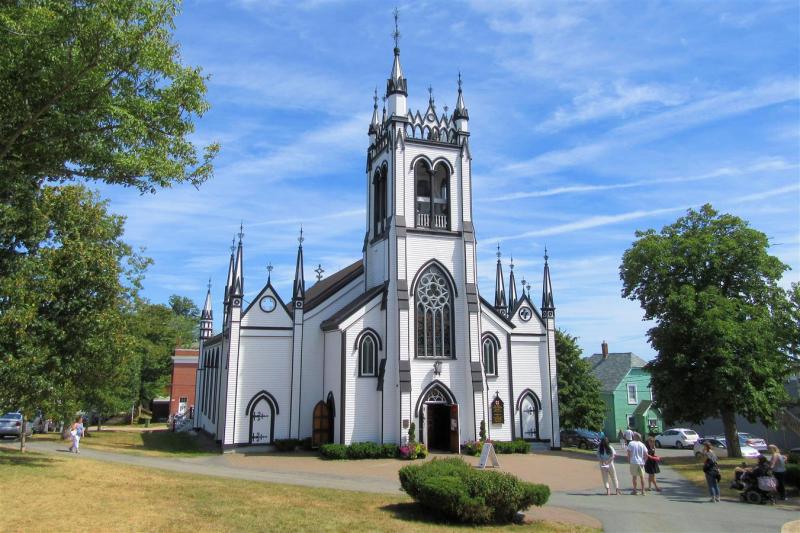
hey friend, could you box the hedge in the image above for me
[399,458,550,524]
[464,439,530,456]
[786,463,799,489]
[320,441,398,460]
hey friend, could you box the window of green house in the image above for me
[627,383,637,404]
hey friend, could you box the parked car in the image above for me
[561,429,601,449]
[0,412,33,438]
[654,428,699,449]
[737,432,768,451]
[693,436,760,459]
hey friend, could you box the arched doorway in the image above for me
[416,382,458,453]
[312,401,331,447]
[517,390,541,441]
[245,391,279,445]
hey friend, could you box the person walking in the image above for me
[623,427,634,445]
[701,441,721,502]
[644,436,662,492]
[627,433,647,495]
[598,437,622,495]
[68,416,83,454]
[617,429,625,448]
[768,444,787,501]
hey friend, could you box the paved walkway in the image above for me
[4,440,797,532]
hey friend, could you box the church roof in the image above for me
[320,281,387,331]
[585,352,648,392]
[304,260,364,312]
[479,295,516,329]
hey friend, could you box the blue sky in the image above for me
[100,0,800,360]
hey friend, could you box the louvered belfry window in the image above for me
[415,264,453,358]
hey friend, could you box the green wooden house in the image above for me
[586,343,664,438]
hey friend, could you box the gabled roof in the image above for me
[632,399,658,417]
[585,352,648,392]
[479,295,516,329]
[510,292,545,326]
[320,282,387,331]
[305,260,364,312]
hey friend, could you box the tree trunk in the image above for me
[19,414,27,453]
[97,415,102,432]
[721,409,741,458]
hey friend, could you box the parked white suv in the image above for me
[655,428,699,449]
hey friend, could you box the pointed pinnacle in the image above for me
[496,242,501,260]
[298,226,304,246]
[207,277,212,291]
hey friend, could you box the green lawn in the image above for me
[28,426,218,457]
[0,449,596,532]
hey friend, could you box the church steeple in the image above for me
[292,227,306,304]
[231,224,244,300]
[200,279,213,340]
[507,254,518,315]
[541,247,555,315]
[454,71,469,133]
[385,8,407,116]
[368,88,380,140]
[494,244,507,315]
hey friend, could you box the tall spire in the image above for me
[454,71,469,133]
[368,88,380,136]
[541,247,555,313]
[224,236,235,305]
[386,8,407,115]
[232,224,244,299]
[293,227,306,303]
[507,254,518,315]
[494,243,507,313]
[200,278,213,340]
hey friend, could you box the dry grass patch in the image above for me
[28,427,216,457]
[0,449,597,532]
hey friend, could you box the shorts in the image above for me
[630,463,645,477]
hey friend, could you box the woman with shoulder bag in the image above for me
[702,442,721,502]
[768,445,787,501]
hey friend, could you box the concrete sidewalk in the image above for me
[4,439,797,533]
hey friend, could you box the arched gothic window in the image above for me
[373,164,387,237]
[482,335,498,377]
[414,160,450,230]
[415,264,454,358]
[359,334,378,376]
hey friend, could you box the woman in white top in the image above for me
[768,444,787,501]
[598,437,622,495]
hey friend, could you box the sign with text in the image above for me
[491,395,504,424]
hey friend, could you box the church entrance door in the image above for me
[250,398,272,444]
[312,401,331,447]
[419,385,459,453]
[520,395,540,441]
[425,404,451,451]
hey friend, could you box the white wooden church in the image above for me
[193,31,562,452]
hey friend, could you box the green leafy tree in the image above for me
[169,295,200,319]
[555,329,605,432]
[0,0,218,271]
[620,205,795,457]
[0,185,147,449]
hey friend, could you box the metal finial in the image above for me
[525,281,531,296]
[443,105,449,115]
[266,262,273,282]
[496,243,501,260]
[544,246,549,262]
[373,87,378,108]
[238,221,244,241]
[428,85,434,103]
[230,235,236,254]
[207,278,212,291]
[510,254,514,270]
[392,7,401,49]
[458,70,462,90]
[521,275,526,289]
[298,226,304,246]
[315,263,325,282]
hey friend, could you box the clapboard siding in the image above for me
[233,335,293,443]
[241,285,293,328]
[482,317,512,441]
[323,330,341,444]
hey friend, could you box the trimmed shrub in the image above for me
[493,441,515,454]
[320,443,348,460]
[463,440,483,456]
[399,458,549,524]
[479,420,487,441]
[346,441,382,459]
[415,442,428,459]
[408,422,416,443]
[513,439,530,454]
[382,443,399,458]
[273,438,299,452]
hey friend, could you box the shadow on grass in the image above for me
[0,449,58,468]
[379,501,475,528]
[139,430,216,454]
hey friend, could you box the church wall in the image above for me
[341,298,384,444]
[241,286,292,328]
[366,237,388,289]
[298,274,364,439]
[513,337,550,441]
[322,330,342,444]
[480,314,513,442]
[233,333,293,444]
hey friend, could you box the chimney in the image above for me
[602,340,609,359]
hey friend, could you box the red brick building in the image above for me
[170,348,199,417]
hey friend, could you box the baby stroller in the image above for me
[731,467,776,504]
